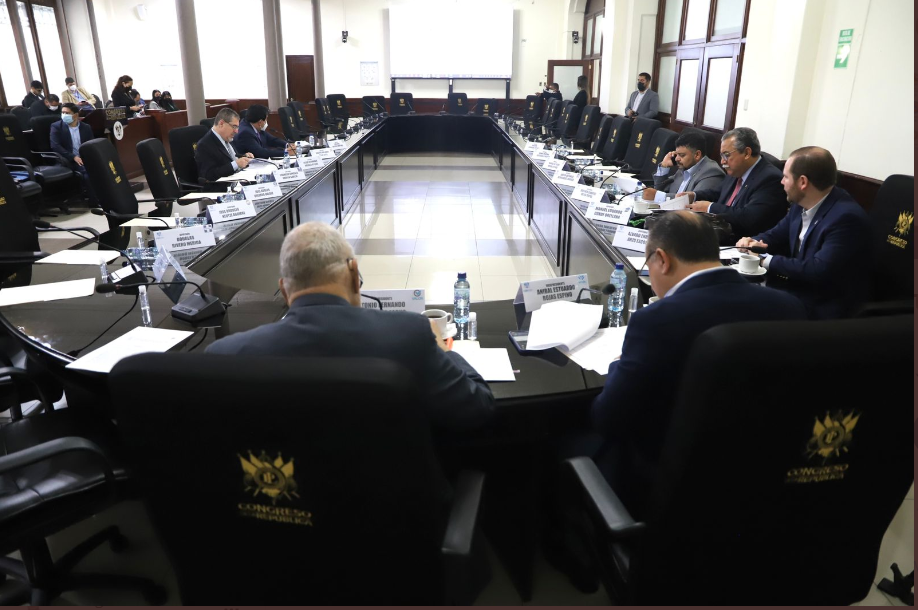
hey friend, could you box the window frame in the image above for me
[2,0,66,107]
[582,0,605,105]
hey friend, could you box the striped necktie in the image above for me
[725,179,743,207]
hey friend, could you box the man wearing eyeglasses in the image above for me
[677,127,786,241]
[194,107,254,183]
[206,221,495,432]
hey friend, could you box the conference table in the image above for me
[0,113,668,600]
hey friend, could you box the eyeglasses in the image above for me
[227,123,240,131]
[720,149,743,161]
[345,258,363,288]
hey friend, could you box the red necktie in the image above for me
[725,179,743,207]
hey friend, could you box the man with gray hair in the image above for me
[679,126,787,240]
[206,221,495,431]
[194,107,254,183]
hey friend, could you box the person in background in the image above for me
[158,91,177,112]
[735,146,870,320]
[206,221,495,432]
[30,94,61,118]
[537,82,563,106]
[50,103,98,207]
[194,107,253,183]
[130,89,146,115]
[572,75,588,109]
[61,77,98,108]
[232,104,295,159]
[148,90,163,110]
[111,75,141,117]
[625,72,659,120]
[643,130,725,202]
[22,80,44,108]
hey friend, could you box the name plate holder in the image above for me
[273,167,306,183]
[571,185,608,204]
[359,289,426,313]
[611,226,649,251]
[587,202,633,225]
[153,225,216,253]
[206,200,256,224]
[242,182,283,201]
[520,274,590,312]
[552,170,582,187]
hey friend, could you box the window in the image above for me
[0,0,68,108]
[653,0,749,133]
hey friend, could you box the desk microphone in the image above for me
[400,97,416,114]
[360,293,383,311]
[91,208,172,227]
[596,166,625,187]
[576,283,617,302]
[267,126,295,143]
[362,99,384,116]
[96,279,225,322]
[723,244,768,254]
[439,102,447,115]
[615,176,674,203]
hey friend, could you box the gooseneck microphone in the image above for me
[91,208,172,227]
[34,221,143,277]
[615,175,675,203]
[96,279,225,322]
[576,283,618,302]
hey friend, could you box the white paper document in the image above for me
[559,326,629,374]
[180,192,226,201]
[719,248,746,260]
[658,194,690,210]
[626,256,647,269]
[119,216,179,227]
[0,278,95,307]
[453,346,516,382]
[37,250,120,265]
[66,326,193,374]
[526,300,603,352]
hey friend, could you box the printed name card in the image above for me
[524,142,545,152]
[154,225,216,252]
[571,185,607,204]
[533,150,555,161]
[207,200,256,223]
[359,289,426,313]
[611,226,649,251]
[328,139,347,149]
[542,159,565,174]
[310,148,338,161]
[242,182,282,201]
[273,168,305,183]
[552,170,582,187]
[520,274,590,312]
[587,203,633,224]
[298,156,323,172]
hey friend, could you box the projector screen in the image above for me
[389,3,513,79]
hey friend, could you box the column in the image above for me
[54,0,76,81]
[176,0,206,125]
[274,0,286,103]
[263,0,282,108]
[84,0,108,102]
[311,0,325,98]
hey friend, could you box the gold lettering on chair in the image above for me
[785,411,860,484]
[0,196,6,206]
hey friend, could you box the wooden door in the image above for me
[547,60,593,104]
[286,55,316,103]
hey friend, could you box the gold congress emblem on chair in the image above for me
[894,211,913,237]
[240,450,300,503]
[806,411,859,461]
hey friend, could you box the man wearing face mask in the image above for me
[232,104,296,159]
[61,77,98,108]
[22,81,45,108]
[624,72,659,120]
[50,103,98,206]
[30,94,61,118]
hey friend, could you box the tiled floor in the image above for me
[342,152,555,303]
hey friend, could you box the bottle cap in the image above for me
[470,312,477,320]
[458,272,467,280]
[614,263,624,270]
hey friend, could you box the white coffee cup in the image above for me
[738,254,761,273]
[648,296,660,305]
[423,309,454,339]
[634,200,651,214]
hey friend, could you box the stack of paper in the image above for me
[558,326,629,374]
[719,248,745,260]
[0,278,95,307]
[451,341,516,382]
[66,326,194,374]
[526,300,603,351]
[37,250,120,265]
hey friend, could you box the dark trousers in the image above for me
[71,162,99,208]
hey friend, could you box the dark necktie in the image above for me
[725,179,743,207]
[255,128,262,146]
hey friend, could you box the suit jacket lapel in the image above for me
[799,189,839,256]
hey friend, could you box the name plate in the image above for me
[207,200,256,223]
[273,168,306,183]
[571,184,607,204]
[552,170,581,187]
[360,289,426,313]
[524,142,545,152]
[587,202,633,224]
[533,150,555,161]
[154,225,216,252]
[520,274,590,312]
[310,148,337,161]
[542,159,564,173]
[298,156,323,172]
[242,182,282,201]
[328,139,347,149]
[611,226,649,251]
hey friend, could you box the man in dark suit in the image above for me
[736,146,870,319]
[624,72,659,120]
[232,104,295,159]
[591,211,806,517]
[194,107,253,183]
[682,126,787,240]
[21,80,44,108]
[206,221,495,432]
[50,103,98,206]
[29,94,61,118]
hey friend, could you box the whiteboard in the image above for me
[389,3,513,79]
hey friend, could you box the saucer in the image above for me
[732,264,767,276]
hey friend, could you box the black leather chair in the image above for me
[572,105,601,149]
[390,92,414,115]
[277,106,304,141]
[609,117,661,170]
[634,128,678,182]
[286,101,311,138]
[362,95,386,117]
[542,99,563,135]
[0,114,77,205]
[864,174,914,307]
[556,102,582,139]
[315,97,342,132]
[136,138,194,216]
[565,315,914,605]
[10,106,32,130]
[111,354,490,605]
[198,118,214,128]
[28,115,60,152]
[474,98,497,116]
[522,95,542,123]
[447,92,469,115]
[760,150,785,170]
[599,116,632,162]
[326,94,349,120]
[590,115,614,155]
[168,124,209,192]
[79,139,140,230]
[0,367,165,605]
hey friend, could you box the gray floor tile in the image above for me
[413,239,478,256]
[477,239,547,257]
[352,239,418,255]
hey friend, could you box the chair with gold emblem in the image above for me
[168,124,209,192]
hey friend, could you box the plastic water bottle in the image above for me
[99,261,113,298]
[308,134,315,148]
[609,263,627,325]
[283,151,291,169]
[628,287,639,315]
[634,180,644,201]
[453,272,470,338]
[138,285,152,327]
[468,311,478,340]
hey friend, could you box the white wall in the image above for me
[60,0,102,99]
[317,0,567,100]
[281,0,315,56]
[599,0,657,114]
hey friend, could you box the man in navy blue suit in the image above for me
[681,127,787,240]
[50,102,98,206]
[591,211,806,517]
[736,146,870,319]
[232,104,295,159]
[206,221,494,432]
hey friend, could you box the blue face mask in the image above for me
[62,113,74,125]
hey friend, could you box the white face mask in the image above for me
[49,105,59,111]
[69,85,77,91]
[260,122,268,131]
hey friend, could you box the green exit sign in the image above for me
[835,29,854,69]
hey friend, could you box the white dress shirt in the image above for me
[211,127,240,171]
[761,193,829,269]
[654,163,695,202]
[631,90,646,114]
[705,156,761,213]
